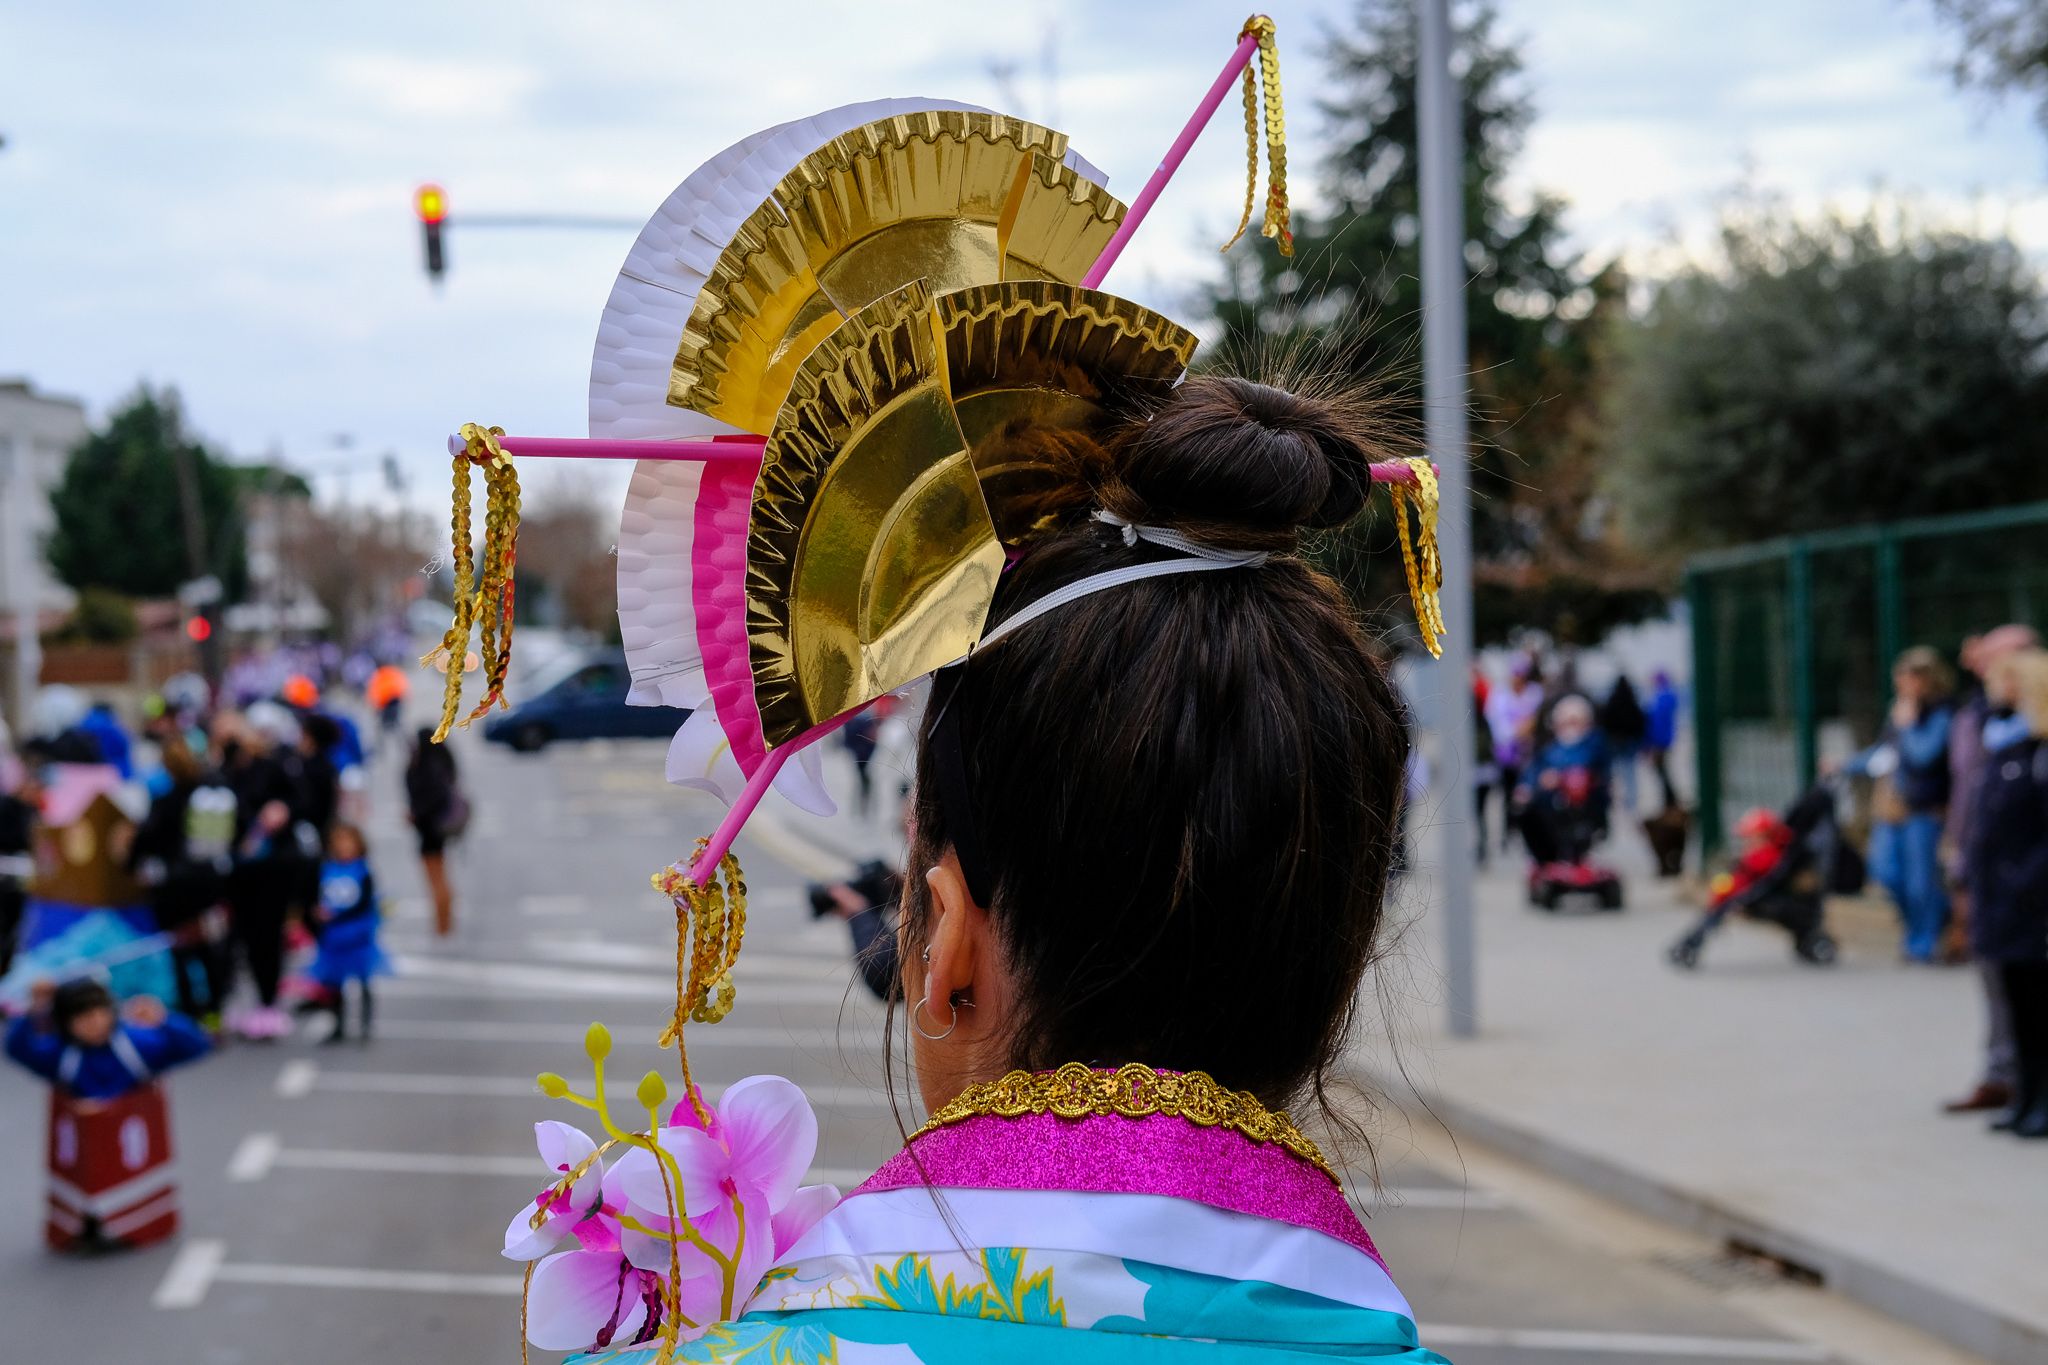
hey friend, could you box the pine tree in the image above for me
[1208,0,1660,644]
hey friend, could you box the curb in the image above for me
[1428,1090,2046,1365]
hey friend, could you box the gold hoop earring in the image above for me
[912,993,957,1042]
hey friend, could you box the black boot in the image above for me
[357,982,374,1043]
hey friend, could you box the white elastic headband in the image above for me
[970,511,1268,653]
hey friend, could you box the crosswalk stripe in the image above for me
[1416,1324,1828,1360]
[275,1061,900,1109]
[349,1017,864,1048]
[216,1262,524,1297]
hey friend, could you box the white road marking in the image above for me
[1418,1324,1829,1360]
[226,1132,281,1182]
[222,1142,872,1186]
[1362,1186,1508,1211]
[526,936,845,977]
[518,893,589,916]
[214,1262,523,1297]
[275,1062,896,1110]
[274,1059,318,1098]
[360,1017,855,1049]
[273,1148,539,1177]
[742,813,855,881]
[151,1238,226,1309]
[307,1069,540,1097]
[383,897,427,922]
[378,966,874,1007]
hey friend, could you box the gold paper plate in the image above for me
[938,281,1199,547]
[747,282,1003,747]
[673,111,1126,435]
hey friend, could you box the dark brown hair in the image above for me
[901,374,1411,1113]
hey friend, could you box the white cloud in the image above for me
[5,0,2047,508]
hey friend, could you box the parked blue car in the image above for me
[482,650,688,752]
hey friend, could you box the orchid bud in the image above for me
[536,1072,569,1098]
[636,1071,668,1111]
[583,1022,612,1060]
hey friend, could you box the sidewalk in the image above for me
[1392,859,2048,1365]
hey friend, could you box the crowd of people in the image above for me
[0,642,479,1253]
[1,649,469,1045]
[1817,627,2048,1140]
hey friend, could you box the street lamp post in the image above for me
[5,431,39,736]
[1419,0,1478,1038]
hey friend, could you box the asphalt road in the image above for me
[0,729,1952,1364]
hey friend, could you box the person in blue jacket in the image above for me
[1645,670,1682,811]
[1839,647,1956,963]
[75,701,135,780]
[5,978,210,1102]
[308,823,388,1042]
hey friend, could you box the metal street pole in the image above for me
[5,431,40,736]
[1419,0,1477,1038]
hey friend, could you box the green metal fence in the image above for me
[1686,500,2048,854]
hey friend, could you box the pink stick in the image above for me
[445,433,765,463]
[690,707,862,885]
[1368,460,1437,486]
[1082,29,1262,290]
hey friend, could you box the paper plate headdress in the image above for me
[423,16,1451,1358]
[427,18,1441,853]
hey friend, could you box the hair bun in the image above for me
[1105,376,1374,537]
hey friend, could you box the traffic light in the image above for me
[416,183,447,282]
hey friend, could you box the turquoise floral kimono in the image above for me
[576,1098,1450,1363]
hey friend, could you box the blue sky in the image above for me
[3,1,2043,509]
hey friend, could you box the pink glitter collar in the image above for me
[856,1108,1383,1266]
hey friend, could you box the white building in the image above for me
[2,379,90,729]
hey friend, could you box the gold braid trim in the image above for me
[422,422,522,742]
[651,844,748,1125]
[1220,15,1293,258]
[913,1061,1337,1184]
[1390,457,1447,659]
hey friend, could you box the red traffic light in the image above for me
[415,183,447,224]
[185,616,213,643]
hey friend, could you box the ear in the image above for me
[920,848,989,1011]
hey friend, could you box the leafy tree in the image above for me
[1209,0,1660,644]
[271,499,429,645]
[45,387,253,601]
[1929,0,2048,128]
[1603,204,2048,552]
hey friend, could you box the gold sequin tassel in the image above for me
[1390,457,1447,659]
[421,423,522,743]
[1221,15,1293,257]
[651,844,748,1123]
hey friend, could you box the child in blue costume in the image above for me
[5,977,210,1101]
[309,823,387,1043]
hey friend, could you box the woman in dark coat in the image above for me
[405,728,465,937]
[1966,647,2048,1138]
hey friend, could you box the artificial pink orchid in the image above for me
[503,1070,840,1353]
[524,1214,666,1353]
[611,1077,839,1288]
[502,1120,609,1261]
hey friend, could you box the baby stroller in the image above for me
[1668,779,1857,969]
[1525,766,1625,911]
